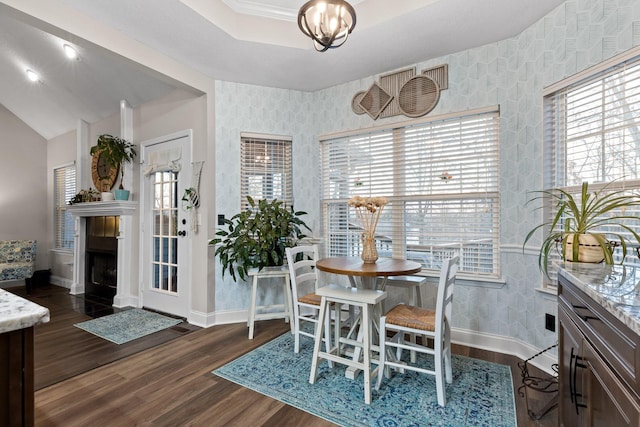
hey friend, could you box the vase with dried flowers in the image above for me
[348,195,388,263]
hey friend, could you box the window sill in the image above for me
[535,286,558,297]
[413,272,506,289]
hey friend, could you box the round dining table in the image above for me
[316,256,422,289]
[314,256,422,379]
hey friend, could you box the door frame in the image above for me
[138,129,193,318]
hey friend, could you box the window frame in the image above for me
[240,132,293,210]
[542,47,640,288]
[54,162,76,251]
[320,106,501,279]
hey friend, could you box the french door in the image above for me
[140,131,192,318]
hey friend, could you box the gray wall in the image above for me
[0,104,48,277]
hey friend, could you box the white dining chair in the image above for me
[375,255,459,406]
[285,245,334,356]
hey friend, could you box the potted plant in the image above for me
[210,197,311,281]
[90,134,137,200]
[524,181,640,277]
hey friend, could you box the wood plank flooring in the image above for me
[11,284,558,426]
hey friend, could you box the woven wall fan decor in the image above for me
[397,75,440,118]
[358,82,393,120]
[351,91,366,115]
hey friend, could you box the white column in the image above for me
[70,216,85,295]
[113,214,137,308]
[120,100,134,192]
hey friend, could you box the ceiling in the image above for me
[0,0,564,140]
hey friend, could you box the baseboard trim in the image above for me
[50,275,72,289]
[113,294,139,309]
[199,309,247,328]
[452,327,557,375]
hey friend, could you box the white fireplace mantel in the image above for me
[68,200,137,217]
[68,201,138,308]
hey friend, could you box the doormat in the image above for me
[74,308,182,344]
[213,332,517,426]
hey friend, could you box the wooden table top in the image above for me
[316,256,422,277]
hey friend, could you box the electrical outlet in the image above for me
[545,313,556,332]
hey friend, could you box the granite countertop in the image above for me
[558,262,640,336]
[0,289,50,333]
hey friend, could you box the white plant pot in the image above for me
[101,192,114,201]
[564,233,606,263]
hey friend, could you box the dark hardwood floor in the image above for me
[11,284,557,426]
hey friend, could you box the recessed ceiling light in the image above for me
[26,69,40,82]
[63,44,78,60]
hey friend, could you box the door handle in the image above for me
[178,230,186,237]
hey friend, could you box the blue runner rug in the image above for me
[74,308,181,344]
[213,333,516,426]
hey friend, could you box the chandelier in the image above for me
[297,0,357,52]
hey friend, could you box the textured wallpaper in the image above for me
[214,0,640,353]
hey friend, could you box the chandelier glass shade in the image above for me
[297,0,357,52]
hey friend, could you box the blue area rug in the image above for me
[74,308,181,344]
[213,333,516,426]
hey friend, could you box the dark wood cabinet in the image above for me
[559,273,640,427]
[0,326,35,427]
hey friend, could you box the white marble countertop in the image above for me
[0,289,50,333]
[558,262,640,336]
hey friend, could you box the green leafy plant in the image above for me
[524,181,640,277]
[210,197,311,281]
[90,134,137,189]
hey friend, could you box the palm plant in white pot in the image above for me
[524,181,640,277]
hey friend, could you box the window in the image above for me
[321,107,500,278]
[54,163,76,250]
[543,50,640,285]
[240,133,293,210]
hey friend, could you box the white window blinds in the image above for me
[240,134,293,210]
[543,53,640,285]
[54,164,76,249]
[321,107,500,277]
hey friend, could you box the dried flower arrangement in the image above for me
[348,195,389,236]
[348,196,389,263]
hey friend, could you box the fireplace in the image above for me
[85,216,119,303]
[68,200,138,308]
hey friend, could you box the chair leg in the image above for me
[293,311,301,354]
[444,322,452,384]
[375,316,387,390]
[309,298,328,385]
[325,304,334,368]
[362,303,372,405]
[434,336,446,407]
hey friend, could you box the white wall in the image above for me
[0,104,48,277]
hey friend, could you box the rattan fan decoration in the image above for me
[358,82,393,120]
[351,91,367,115]
[397,75,440,118]
[379,67,415,118]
